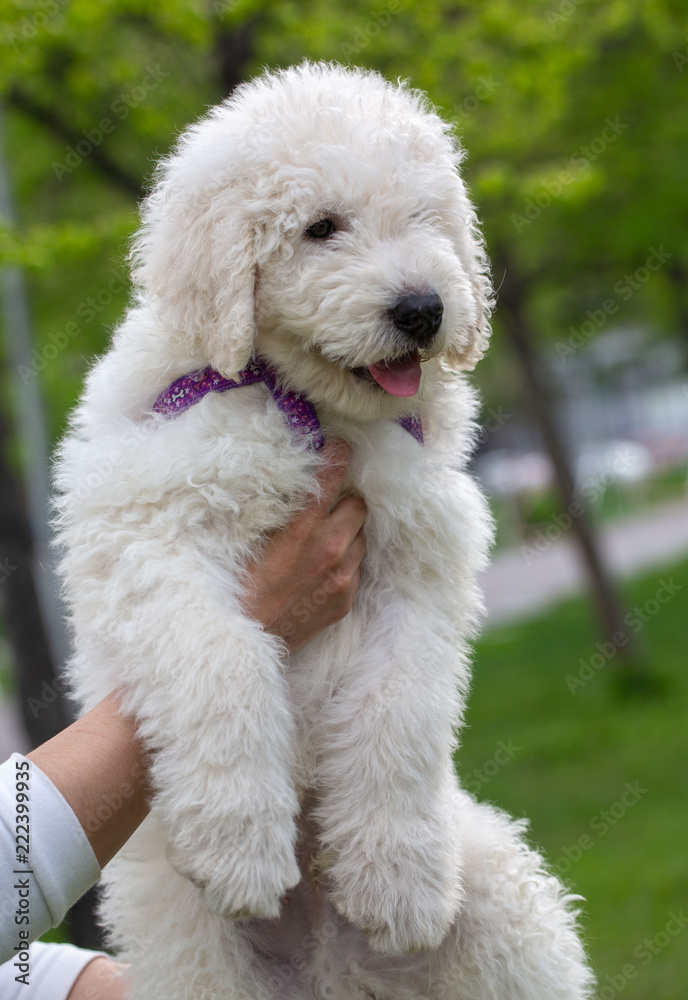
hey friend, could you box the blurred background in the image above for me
[0,0,687,995]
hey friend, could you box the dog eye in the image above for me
[306,218,335,239]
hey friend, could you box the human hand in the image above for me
[241,440,367,652]
[67,957,130,999]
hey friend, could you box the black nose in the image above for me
[389,293,444,346]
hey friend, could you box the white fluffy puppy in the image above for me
[54,62,594,999]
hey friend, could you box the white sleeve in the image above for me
[0,941,106,1000]
[0,753,101,965]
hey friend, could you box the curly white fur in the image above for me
[54,62,594,999]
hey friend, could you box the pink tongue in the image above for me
[368,352,422,397]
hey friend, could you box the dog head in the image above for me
[133,61,493,421]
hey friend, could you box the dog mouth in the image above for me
[351,350,422,397]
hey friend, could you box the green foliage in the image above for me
[2,0,687,433]
[462,556,688,999]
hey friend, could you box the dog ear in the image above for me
[131,163,256,378]
[442,190,494,372]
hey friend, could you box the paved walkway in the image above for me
[481,496,688,626]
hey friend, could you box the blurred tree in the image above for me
[2,0,685,413]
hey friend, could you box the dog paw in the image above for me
[200,850,301,920]
[329,847,462,954]
[166,816,301,919]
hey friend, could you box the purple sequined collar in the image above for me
[152,357,423,449]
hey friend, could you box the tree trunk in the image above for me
[0,400,70,744]
[213,13,258,98]
[497,270,646,677]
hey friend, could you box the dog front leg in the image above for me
[101,545,301,920]
[315,602,467,954]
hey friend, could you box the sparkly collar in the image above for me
[152,358,423,449]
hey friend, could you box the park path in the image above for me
[481,496,688,626]
[2,496,687,760]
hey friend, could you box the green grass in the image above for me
[459,557,688,999]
